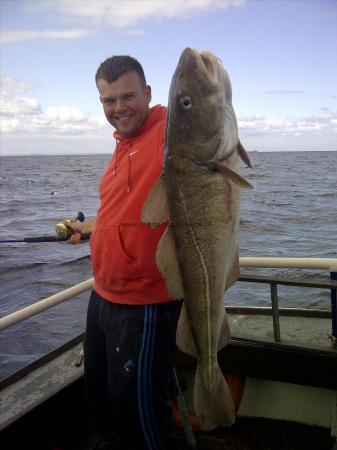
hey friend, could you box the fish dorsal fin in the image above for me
[141,174,169,224]
[176,303,198,357]
[156,224,184,300]
[212,164,253,189]
[237,141,252,168]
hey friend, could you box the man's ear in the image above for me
[145,85,152,103]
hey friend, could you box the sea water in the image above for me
[0,151,336,379]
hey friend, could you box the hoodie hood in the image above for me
[111,104,167,192]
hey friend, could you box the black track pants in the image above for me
[84,290,183,450]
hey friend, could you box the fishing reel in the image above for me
[55,211,85,239]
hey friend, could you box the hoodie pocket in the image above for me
[130,223,167,278]
[90,226,138,285]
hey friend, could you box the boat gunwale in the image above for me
[0,332,85,392]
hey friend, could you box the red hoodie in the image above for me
[90,105,172,304]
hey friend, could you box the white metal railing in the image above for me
[0,278,94,331]
[240,257,337,272]
[0,257,336,332]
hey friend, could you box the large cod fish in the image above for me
[142,48,252,430]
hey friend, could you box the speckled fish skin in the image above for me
[142,48,251,430]
[165,48,241,430]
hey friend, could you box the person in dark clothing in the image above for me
[66,56,183,450]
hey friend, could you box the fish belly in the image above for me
[167,162,239,381]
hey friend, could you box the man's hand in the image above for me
[63,219,96,245]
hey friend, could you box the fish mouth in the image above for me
[181,48,219,86]
[200,51,218,80]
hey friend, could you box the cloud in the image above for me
[0,74,109,138]
[1,29,92,44]
[1,74,34,95]
[2,72,336,155]
[237,113,337,152]
[238,113,337,137]
[22,0,245,33]
[56,0,245,29]
[28,106,107,136]
[0,74,41,119]
[265,90,306,95]
[2,1,246,43]
[1,96,41,117]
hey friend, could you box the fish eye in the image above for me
[179,95,192,110]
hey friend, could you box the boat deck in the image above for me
[2,407,334,449]
[0,335,84,431]
[1,312,336,449]
[194,417,334,450]
[228,313,333,351]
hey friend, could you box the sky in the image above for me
[1,0,337,155]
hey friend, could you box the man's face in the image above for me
[97,72,152,137]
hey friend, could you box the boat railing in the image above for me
[239,257,337,345]
[0,257,336,347]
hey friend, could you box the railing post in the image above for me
[270,282,281,342]
[330,271,337,347]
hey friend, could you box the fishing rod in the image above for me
[173,368,197,448]
[0,211,86,243]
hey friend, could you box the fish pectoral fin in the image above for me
[237,141,252,168]
[141,174,170,224]
[212,164,253,189]
[156,225,184,300]
[176,303,198,357]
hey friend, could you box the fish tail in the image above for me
[194,364,235,430]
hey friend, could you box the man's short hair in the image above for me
[95,55,146,85]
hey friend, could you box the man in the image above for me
[66,56,183,450]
